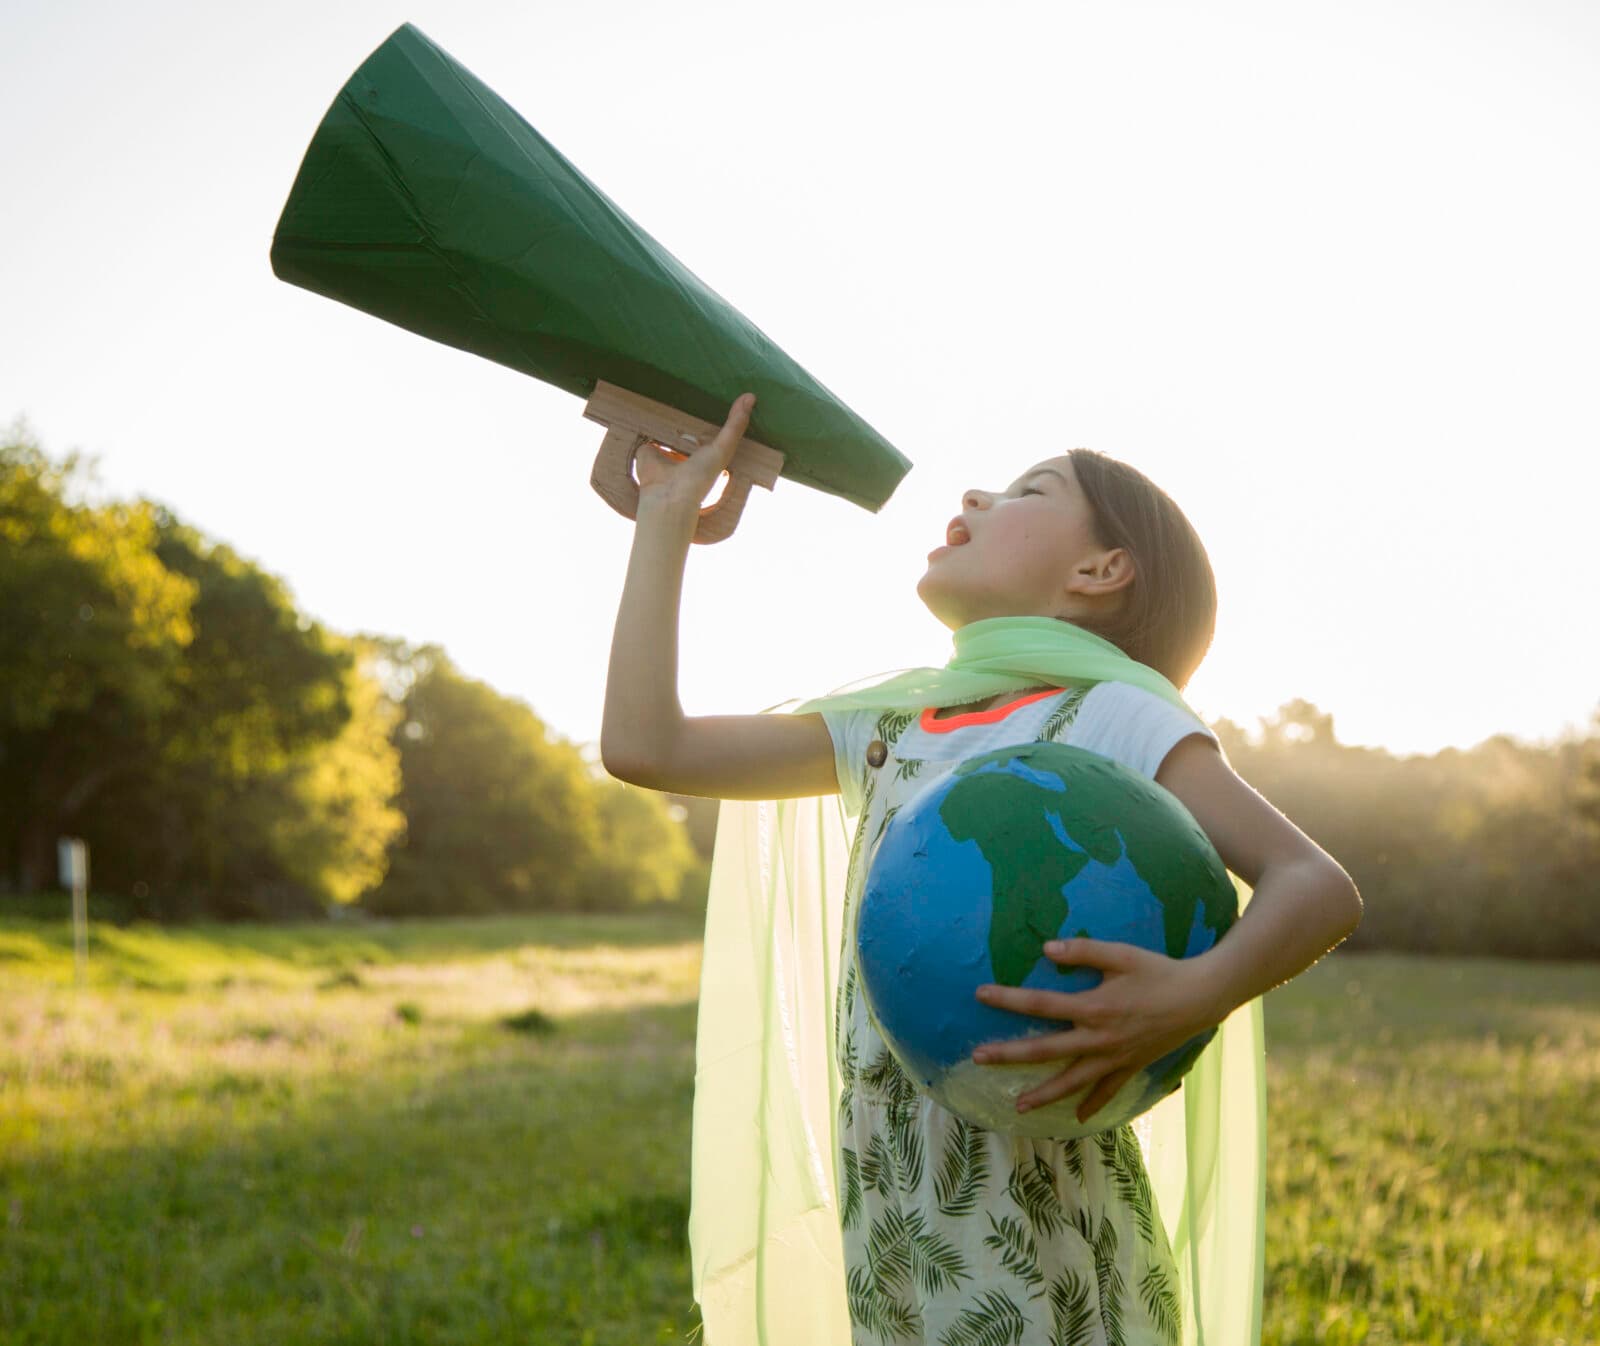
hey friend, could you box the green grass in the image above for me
[1,914,1596,1345]
[1260,953,1599,1345]
[1,912,706,1346]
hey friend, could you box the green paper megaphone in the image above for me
[271,22,911,542]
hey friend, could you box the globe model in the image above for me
[856,740,1238,1139]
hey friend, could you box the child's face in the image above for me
[916,455,1132,630]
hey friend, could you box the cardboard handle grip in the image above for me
[583,381,785,545]
[589,430,754,544]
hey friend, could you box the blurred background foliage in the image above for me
[1,422,704,922]
[3,420,1595,954]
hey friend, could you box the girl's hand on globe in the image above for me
[970,937,1226,1124]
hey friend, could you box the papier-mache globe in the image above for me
[856,740,1240,1138]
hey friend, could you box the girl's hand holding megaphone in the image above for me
[634,393,756,523]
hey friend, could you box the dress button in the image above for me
[865,739,887,768]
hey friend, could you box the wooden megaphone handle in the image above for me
[585,381,785,544]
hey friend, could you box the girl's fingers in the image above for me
[1015,1059,1132,1115]
[975,982,1099,1022]
[971,1027,1103,1064]
[1074,1065,1140,1123]
[703,392,756,470]
[1042,937,1140,972]
[724,391,756,430]
[635,393,755,499]
[702,395,754,488]
[1014,1064,1094,1112]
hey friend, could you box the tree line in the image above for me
[3,420,1596,955]
[1211,700,1599,959]
[0,421,702,920]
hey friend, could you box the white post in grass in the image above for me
[57,838,89,987]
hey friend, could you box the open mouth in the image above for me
[928,517,971,562]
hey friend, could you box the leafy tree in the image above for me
[368,648,608,914]
[3,423,698,919]
[271,640,405,906]
[659,790,721,859]
[211,637,403,911]
[151,517,350,774]
[0,422,194,888]
[1216,699,1600,958]
[69,527,383,917]
[654,790,719,909]
[580,777,700,908]
[365,644,700,915]
[0,422,379,913]
[78,635,401,920]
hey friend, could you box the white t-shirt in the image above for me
[814,681,1218,1346]
[823,680,1217,818]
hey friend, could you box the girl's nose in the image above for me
[963,489,991,511]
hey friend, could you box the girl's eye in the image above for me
[1020,488,1042,497]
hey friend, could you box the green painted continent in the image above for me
[938,745,1235,986]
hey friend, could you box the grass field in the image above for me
[1,912,1596,1345]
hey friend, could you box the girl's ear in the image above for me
[1070,547,1136,596]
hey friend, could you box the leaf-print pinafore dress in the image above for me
[818,681,1220,1346]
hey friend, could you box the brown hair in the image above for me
[1065,448,1217,690]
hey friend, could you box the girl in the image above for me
[602,393,1362,1346]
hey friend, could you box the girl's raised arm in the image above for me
[599,394,839,802]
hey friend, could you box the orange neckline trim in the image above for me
[918,687,1063,734]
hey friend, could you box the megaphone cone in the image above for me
[271,22,910,541]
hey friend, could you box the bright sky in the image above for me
[4,0,1597,759]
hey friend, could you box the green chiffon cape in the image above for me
[690,616,1265,1345]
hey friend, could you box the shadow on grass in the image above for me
[0,997,707,1346]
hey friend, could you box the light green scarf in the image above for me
[689,615,1265,1346]
[788,613,1193,717]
